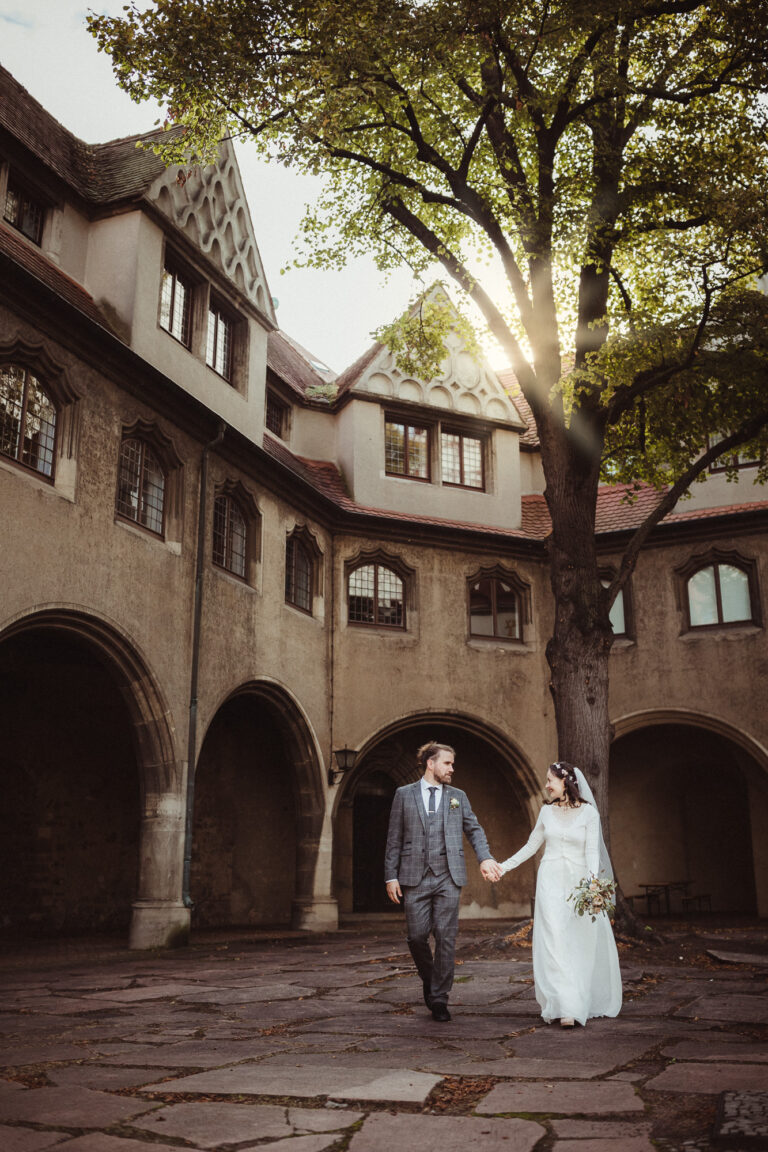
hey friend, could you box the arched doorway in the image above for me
[0,609,183,948]
[191,683,323,928]
[610,720,764,914]
[0,629,138,935]
[335,717,537,919]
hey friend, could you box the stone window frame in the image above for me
[0,339,80,493]
[674,547,761,632]
[344,548,415,631]
[212,478,261,585]
[467,564,532,643]
[115,418,184,545]
[285,524,323,616]
[706,432,762,474]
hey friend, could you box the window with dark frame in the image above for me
[266,392,289,439]
[3,177,44,244]
[469,577,521,640]
[159,259,191,345]
[212,493,247,578]
[348,563,405,628]
[285,534,313,612]
[0,364,56,478]
[206,303,233,380]
[116,437,166,536]
[441,429,484,489]
[687,563,753,628]
[385,418,429,480]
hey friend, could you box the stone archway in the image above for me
[334,714,538,920]
[610,711,768,915]
[190,681,325,931]
[0,609,184,948]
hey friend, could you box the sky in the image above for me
[0,0,434,374]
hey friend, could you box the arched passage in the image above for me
[191,681,324,929]
[610,711,768,915]
[334,714,538,920]
[0,609,183,946]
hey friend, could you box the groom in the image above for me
[384,741,501,1021]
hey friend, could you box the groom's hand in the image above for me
[481,859,502,883]
[386,880,403,904]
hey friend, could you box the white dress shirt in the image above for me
[421,777,443,813]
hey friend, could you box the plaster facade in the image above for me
[1,65,766,949]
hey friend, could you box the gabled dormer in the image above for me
[331,293,529,529]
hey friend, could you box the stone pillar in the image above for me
[129,790,189,949]
[291,805,338,931]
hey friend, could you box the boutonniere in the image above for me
[449,797,460,811]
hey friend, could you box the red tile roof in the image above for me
[264,432,768,541]
[0,222,115,333]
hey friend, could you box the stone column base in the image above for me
[291,896,339,932]
[129,900,191,950]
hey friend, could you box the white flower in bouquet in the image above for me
[568,875,616,922]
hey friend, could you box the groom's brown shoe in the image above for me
[431,1003,451,1022]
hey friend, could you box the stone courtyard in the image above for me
[0,920,766,1152]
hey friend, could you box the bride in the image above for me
[499,761,622,1027]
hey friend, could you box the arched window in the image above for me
[469,575,523,640]
[285,533,314,612]
[116,438,166,536]
[348,563,405,628]
[0,363,56,478]
[687,563,752,627]
[212,493,247,578]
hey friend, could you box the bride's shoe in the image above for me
[560,1017,575,1028]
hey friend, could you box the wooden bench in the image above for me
[682,893,712,914]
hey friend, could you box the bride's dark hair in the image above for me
[548,761,589,806]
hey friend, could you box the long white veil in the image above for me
[574,767,613,880]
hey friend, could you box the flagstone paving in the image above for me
[0,920,765,1151]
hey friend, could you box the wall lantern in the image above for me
[329,747,357,786]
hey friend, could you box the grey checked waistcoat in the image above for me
[426,801,449,875]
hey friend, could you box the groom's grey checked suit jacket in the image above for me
[384,781,492,887]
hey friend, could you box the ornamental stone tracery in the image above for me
[350,328,523,424]
[149,141,276,323]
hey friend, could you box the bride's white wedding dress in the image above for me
[500,803,622,1025]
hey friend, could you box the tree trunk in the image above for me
[541,454,646,937]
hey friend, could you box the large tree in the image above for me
[90,0,768,883]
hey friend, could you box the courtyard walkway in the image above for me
[0,919,766,1152]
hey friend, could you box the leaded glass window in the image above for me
[441,430,484,488]
[385,419,429,479]
[116,438,165,536]
[348,563,405,628]
[0,364,56,477]
[213,494,247,578]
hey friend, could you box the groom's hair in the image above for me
[417,741,455,770]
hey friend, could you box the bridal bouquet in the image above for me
[568,875,616,922]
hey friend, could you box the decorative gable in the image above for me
[339,295,525,427]
[148,139,276,324]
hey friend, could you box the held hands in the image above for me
[480,858,502,883]
[386,880,403,904]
